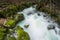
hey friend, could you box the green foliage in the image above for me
[0,32,5,40]
[17,29,30,40]
[16,26,30,40]
[17,14,24,21]
[15,14,24,23]
[0,1,35,17]
[0,27,6,40]
[9,36,16,40]
[5,19,15,27]
[0,5,21,17]
[5,35,16,40]
[0,27,6,32]
[16,26,23,30]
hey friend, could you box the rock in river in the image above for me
[47,25,55,30]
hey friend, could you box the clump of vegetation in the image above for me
[5,19,15,27]
[5,13,24,27]
[0,27,6,40]
[16,26,30,40]
[0,5,24,17]
[0,32,5,40]
[0,5,16,17]
[9,36,16,40]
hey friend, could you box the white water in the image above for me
[18,6,60,40]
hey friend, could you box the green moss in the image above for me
[17,29,30,40]
[5,35,16,40]
[0,27,6,32]
[9,37,16,40]
[16,26,23,30]
[0,27,6,40]
[5,19,15,27]
[0,2,34,17]
[16,26,30,40]
[0,32,5,40]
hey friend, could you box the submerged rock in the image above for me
[47,25,55,30]
[54,29,57,34]
[24,25,29,28]
[43,15,47,17]
[37,13,40,16]
[27,12,32,15]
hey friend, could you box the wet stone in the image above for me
[43,15,47,17]
[37,13,40,16]
[47,25,55,30]
[24,25,29,28]
[48,21,50,23]
[27,12,32,15]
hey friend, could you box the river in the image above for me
[17,6,60,40]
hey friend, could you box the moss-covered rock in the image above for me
[15,14,24,23]
[17,29,30,40]
[16,26,30,40]
[5,19,15,27]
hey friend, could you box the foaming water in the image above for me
[18,6,60,40]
